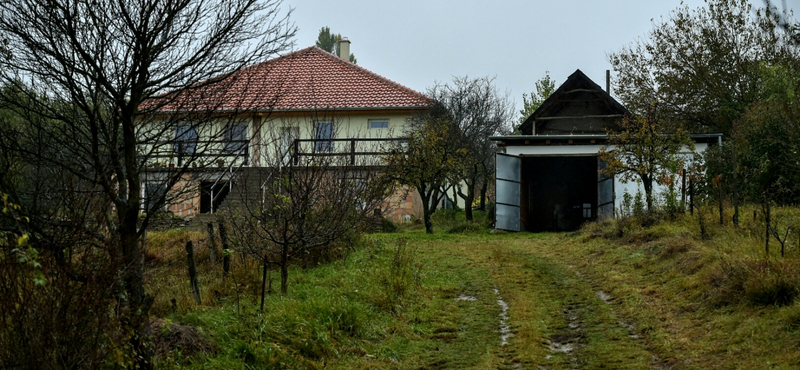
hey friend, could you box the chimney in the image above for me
[338,37,350,60]
[606,70,611,95]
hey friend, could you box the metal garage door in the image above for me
[495,153,521,231]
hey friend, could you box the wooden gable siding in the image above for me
[519,69,628,135]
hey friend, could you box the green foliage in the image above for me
[519,71,556,124]
[609,0,792,135]
[315,26,357,64]
[599,113,693,211]
[315,26,336,53]
[372,239,422,313]
[375,217,398,233]
[384,112,467,233]
[733,101,800,205]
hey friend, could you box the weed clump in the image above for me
[150,318,217,360]
[375,217,399,233]
[705,259,800,307]
[446,221,484,234]
[372,239,422,313]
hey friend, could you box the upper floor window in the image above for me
[315,122,334,152]
[369,119,389,129]
[223,124,248,155]
[174,125,198,155]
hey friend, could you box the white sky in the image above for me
[281,0,794,115]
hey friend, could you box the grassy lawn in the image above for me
[147,209,800,369]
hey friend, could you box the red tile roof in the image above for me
[151,46,431,112]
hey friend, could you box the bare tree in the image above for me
[0,0,295,368]
[427,77,513,221]
[225,119,392,296]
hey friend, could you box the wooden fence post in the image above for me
[218,222,231,278]
[206,222,217,268]
[186,241,201,305]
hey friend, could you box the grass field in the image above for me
[146,208,800,369]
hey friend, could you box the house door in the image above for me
[495,153,521,231]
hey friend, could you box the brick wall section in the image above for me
[164,178,422,223]
[383,185,422,223]
[166,176,201,217]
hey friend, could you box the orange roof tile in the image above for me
[151,46,431,112]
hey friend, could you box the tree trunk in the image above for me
[280,244,289,295]
[420,185,434,234]
[121,214,153,370]
[452,185,459,211]
[260,256,268,311]
[464,188,475,222]
[689,175,694,216]
[218,222,231,278]
[643,178,654,212]
[479,175,488,211]
[765,200,771,257]
[681,168,686,211]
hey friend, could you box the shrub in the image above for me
[705,258,800,307]
[447,221,484,234]
[372,239,422,313]
[375,217,398,233]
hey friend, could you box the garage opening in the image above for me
[521,156,598,232]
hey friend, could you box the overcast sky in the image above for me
[281,0,794,115]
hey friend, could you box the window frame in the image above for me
[368,119,389,130]
[222,124,248,155]
[174,125,198,155]
[314,121,334,152]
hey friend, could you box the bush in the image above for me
[372,239,422,313]
[446,221,484,234]
[375,217,398,233]
[705,258,800,307]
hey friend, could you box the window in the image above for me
[174,125,198,155]
[144,182,167,213]
[582,203,592,218]
[369,119,389,129]
[223,124,248,155]
[315,122,334,152]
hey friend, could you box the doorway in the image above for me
[521,156,597,232]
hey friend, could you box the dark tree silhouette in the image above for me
[0,0,296,368]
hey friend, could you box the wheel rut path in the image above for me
[443,237,661,369]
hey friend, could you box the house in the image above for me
[491,69,721,232]
[142,41,431,222]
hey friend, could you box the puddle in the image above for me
[454,295,477,301]
[595,290,612,303]
[619,320,640,338]
[549,341,575,353]
[493,287,513,346]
